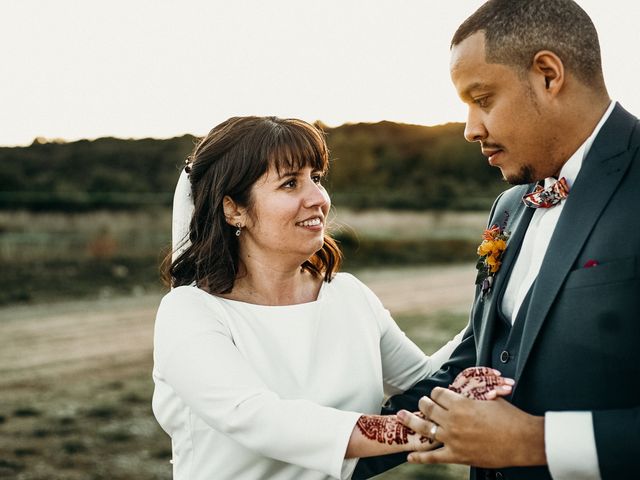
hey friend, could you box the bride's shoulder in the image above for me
[327,272,376,300]
[157,285,227,318]
[328,271,362,288]
[160,284,207,303]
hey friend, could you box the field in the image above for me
[0,265,475,480]
[0,209,487,305]
[0,209,488,479]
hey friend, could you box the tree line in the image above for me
[0,121,506,211]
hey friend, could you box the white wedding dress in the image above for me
[152,272,464,480]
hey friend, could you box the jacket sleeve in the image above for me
[593,407,640,479]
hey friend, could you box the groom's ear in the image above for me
[531,50,564,95]
[222,195,247,227]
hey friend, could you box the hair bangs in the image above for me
[267,120,329,177]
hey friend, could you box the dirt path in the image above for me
[0,265,476,480]
[358,264,476,315]
[0,265,476,388]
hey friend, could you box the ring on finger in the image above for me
[428,423,439,443]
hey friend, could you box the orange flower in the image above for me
[477,241,494,256]
[476,219,511,295]
[492,239,507,256]
[482,226,501,241]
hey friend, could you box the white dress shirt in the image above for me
[501,101,616,480]
[152,272,465,480]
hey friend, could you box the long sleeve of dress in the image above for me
[354,279,465,397]
[153,287,361,479]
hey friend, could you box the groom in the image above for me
[355,1,639,479]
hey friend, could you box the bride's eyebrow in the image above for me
[276,169,299,179]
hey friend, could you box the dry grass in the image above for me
[0,208,486,262]
[0,209,486,305]
[330,208,487,241]
[0,209,171,261]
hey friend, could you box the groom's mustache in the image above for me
[480,142,504,151]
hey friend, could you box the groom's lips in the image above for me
[482,148,504,166]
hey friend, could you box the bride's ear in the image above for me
[223,195,246,228]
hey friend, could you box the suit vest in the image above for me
[477,284,552,480]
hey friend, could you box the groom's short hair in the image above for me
[451,0,605,91]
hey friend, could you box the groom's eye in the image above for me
[474,96,490,108]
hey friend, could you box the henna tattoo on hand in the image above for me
[414,412,432,444]
[356,415,411,445]
[449,366,506,400]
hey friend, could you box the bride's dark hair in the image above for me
[161,116,342,293]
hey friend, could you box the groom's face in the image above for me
[450,32,558,185]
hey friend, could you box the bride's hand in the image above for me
[405,412,443,452]
[397,369,516,460]
[449,366,514,400]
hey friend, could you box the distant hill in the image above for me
[0,122,505,211]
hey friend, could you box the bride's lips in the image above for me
[295,216,324,231]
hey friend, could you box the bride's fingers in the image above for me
[482,384,513,400]
[414,439,443,452]
[408,445,451,464]
[449,370,515,400]
[449,366,503,391]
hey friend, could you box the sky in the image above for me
[1,0,639,146]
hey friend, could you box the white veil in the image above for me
[171,168,193,262]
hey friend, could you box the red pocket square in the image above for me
[583,259,599,268]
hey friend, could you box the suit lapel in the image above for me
[515,103,638,380]
[477,189,535,365]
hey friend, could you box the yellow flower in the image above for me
[492,239,507,256]
[477,241,494,257]
[476,223,510,294]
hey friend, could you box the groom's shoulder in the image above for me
[496,184,530,208]
[485,184,531,224]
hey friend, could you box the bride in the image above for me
[152,116,509,479]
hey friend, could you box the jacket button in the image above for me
[499,350,510,363]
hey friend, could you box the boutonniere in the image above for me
[475,212,511,297]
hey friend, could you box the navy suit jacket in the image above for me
[354,103,640,480]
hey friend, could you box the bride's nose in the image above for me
[302,180,329,209]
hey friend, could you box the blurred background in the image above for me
[0,122,493,480]
[1,1,639,479]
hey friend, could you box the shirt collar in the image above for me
[544,100,616,189]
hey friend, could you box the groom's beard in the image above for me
[504,164,535,185]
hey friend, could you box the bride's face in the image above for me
[239,164,330,264]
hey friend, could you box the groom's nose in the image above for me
[464,109,488,143]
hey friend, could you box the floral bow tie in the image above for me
[522,177,569,208]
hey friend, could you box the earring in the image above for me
[235,223,242,237]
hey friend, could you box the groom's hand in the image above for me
[397,389,546,468]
